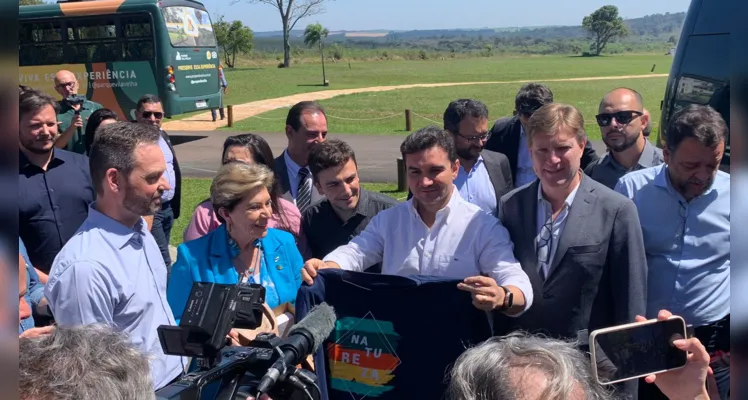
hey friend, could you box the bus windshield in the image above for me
[162,6,217,47]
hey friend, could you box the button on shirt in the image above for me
[19,149,95,273]
[158,133,176,202]
[454,156,498,216]
[323,188,534,312]
[516,126,537,187]
[585,139,664,189]
[614,165,730,326]
[44,204,186,390]
[536,182,579,279]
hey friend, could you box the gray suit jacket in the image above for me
[273,150,325,204]
[496,174,647,336]
[496,174,647,398]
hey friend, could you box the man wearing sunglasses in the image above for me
[485,83,599,187]
[443,99,513,217]
[584,88,664,189]
[52,70,103,155]
[134,94,182,270]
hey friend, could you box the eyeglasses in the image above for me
[55,81,76,88]
[142,111,164,119]
[454,131,492,143]
[595,110,643,127]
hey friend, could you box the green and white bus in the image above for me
[20,0,222,120]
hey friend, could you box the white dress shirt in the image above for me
[323,187,534,312]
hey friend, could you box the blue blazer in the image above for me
[167,225,304,324]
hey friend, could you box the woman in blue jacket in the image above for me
[167,162,304,324]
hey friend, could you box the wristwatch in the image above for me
[498,286,513,311]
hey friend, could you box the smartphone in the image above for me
[589,316,688,385]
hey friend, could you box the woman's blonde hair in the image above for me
[525,103,587,146]
[211,162,275,222]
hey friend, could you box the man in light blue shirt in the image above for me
[45,121,186,390]
[443,99,513,217]
[615,104,730,400]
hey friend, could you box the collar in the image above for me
[654,163,718,200]
[87,203,148,249]
[460,155,484,174]
[408,185,462,224]
[354,188,373,216]
[58,98,92,113]
[283,149,303,178]
[19,149,64,170]
[537,175,581,209]
[602,139,659,169]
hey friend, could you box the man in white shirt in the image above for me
[302,126,533,315]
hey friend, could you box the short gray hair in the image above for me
[19,324,155,400]
[446,332,616,400]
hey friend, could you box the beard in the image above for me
[456,145,480,163]
[123,182,163,216]
[20,136,54,155]
[603,131,639,152]
[674,174,715,199]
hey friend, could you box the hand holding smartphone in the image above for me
[590,316,688,386]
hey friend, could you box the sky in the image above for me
[206,0,693,33]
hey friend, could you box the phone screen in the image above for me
[592,318,688,384]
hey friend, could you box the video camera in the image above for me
[65,94,86,115]
[156,282,335,400]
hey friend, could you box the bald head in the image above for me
[599,88,643,112]
[54,70,79,98]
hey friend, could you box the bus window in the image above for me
[161,6,216,47]
[19,21,64,66]
[122,14,155,61]
[67,17,120,64]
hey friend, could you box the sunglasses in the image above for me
[595,110,642,127]
[142,111,164,119]
[454,131,492,143]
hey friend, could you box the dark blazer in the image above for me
[273,150,325,204]
[160,129,182,219]
[496,174,647,398]
[479,149,514,207]
[485,116,599,182]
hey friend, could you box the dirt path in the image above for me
[162,73,668,131]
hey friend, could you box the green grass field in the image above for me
[226,76,667,140]
[171,179,407,247]
[169,53,672,122]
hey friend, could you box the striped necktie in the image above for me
[297,167,312,212]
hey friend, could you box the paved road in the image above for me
[171,131,608,182]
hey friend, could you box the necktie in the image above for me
[297,167,312,212]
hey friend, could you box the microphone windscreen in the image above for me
[289,303,336,353]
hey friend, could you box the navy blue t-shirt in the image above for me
[295,269,492,400]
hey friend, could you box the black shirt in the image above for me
[19,149,95,273]
[302,189,399,271]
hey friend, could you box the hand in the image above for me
[71,114,83,128]
[457,276,504,311]
[636,310,711,400]
[20,325,55,339]
[301,259,338,285]
[227,329,242,346]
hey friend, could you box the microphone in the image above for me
[256,303,336,394]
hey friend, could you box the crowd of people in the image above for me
[17,69,729,400]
